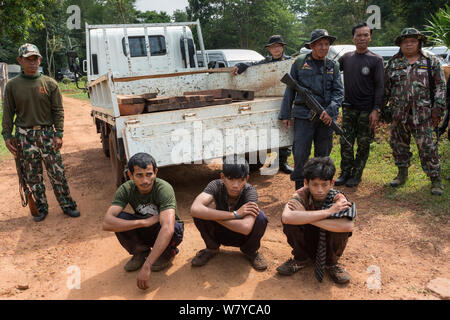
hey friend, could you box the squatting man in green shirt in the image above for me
[102,153,184,290]
[1,43,79,222]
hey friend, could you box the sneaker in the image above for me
[244,251,268,271]
[151,254,174,272]
[33,210,48,222]
[191,248,219,267]
[326,264,351,284]
[124,251,148,272]
[63,207,80,218]
[276,258,310,276]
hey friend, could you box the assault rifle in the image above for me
[13,139,39,217]
[281,73,352,147]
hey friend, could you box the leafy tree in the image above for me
[187,0,302,56]
[425,5,450,47]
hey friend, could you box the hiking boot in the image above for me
[151,254,174,272]
[124,251,149,272]
[345,176,361,187]
[431,177,444,196]
[335,171,350,186]
[191,248,219,267]
[326,264,351,284]
[244,251,268,271]
[63,207,80,218]
[33,210,48,222]
[276,258,310,276]
[389,167,408,187]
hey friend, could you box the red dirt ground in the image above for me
[0,96,448,300]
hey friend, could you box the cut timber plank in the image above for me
[138,93,158,99]
[146,96,177,105]
[205,98,233,106]
[184,95,214,102]
[116,94,145,104]
[183,89,254,101]
[113,67,235,82]
[118,103,144,116]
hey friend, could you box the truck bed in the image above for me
[119,97,292,167]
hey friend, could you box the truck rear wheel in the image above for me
[101,124,110,158]
[108,131,126,187]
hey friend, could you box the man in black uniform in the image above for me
[335,22,384,187]
[233,35,293,174]
[279,29,344,190]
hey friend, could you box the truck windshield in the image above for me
[122,35,167,57]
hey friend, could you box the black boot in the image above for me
[335,171,350,186]
[279,158,294,174]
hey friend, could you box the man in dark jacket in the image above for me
[279,29,344,190]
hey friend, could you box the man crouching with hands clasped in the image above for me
[190,156,268,270]
[277,157,356,284]
[102,153,184,290]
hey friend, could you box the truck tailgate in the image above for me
[120,98,293,167]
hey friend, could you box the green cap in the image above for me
[18,43,42,58]
[394,28,427,46]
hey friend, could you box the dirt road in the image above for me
[0,96,448,300]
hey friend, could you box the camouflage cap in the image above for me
[394,28,427,46]
[18,43,42,58]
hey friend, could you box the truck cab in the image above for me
[86,22,208,81]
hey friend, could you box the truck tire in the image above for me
[101,124,110,158]
[108,131,126,187]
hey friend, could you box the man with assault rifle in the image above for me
[2,43,80,222]
[279,29,344,190]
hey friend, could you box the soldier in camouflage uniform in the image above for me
[233,35,294,174]
[383,28,446,195]
[2,44,80,221]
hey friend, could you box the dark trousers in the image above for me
[193,210,268,255]
[291,118,333,185]
[115,211,184,258]
[282,223,351,266]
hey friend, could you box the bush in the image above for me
[62,77,72,85]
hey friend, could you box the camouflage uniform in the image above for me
[383,35,446,180]
[2,44,78,218]
[340,109,374,178]
[15,127,76,213]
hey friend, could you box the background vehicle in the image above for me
[299,44,356,61]
[196,49,265,68]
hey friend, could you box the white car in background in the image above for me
[299,44,356,61]
[196,49,265,68]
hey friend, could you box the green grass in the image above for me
[330,124,450,217]
[58,81,90,101]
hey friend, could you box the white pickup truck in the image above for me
[81,21,293,185]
